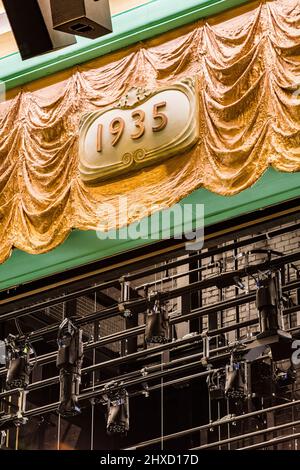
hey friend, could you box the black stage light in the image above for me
[225,352,247,401]
[56,319,83,418]
[106,387,129,436]
[256,273,282,338]
[51,0,112,40]
[207,369,226,400]
[3,0,76,60]
[248,272,292,360]
[225,363,246,400]
[145,297,169,345]
[269,339,293,362]
[250,360,273,399]
[6,357,30,390]
[5,335,35,390]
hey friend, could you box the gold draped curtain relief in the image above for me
[0,0,299,262]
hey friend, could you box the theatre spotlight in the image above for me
[207,369,226,400]
[250,360,273,399]
[256,273,282,338]
[145,297,169,345]
[56,319,83,418]
[251,272,292,360]
[5,335,35,390]
[106,387,129,436]
[51,0,112,40]
[225,352,247,401]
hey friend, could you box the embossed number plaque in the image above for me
[79,77,199,183]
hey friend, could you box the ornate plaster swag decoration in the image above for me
[0,0,299,262]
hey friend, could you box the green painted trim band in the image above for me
[0,168,299,291]
[0,0,250,91]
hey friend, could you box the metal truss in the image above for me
[0,217,300,450]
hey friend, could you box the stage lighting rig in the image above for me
[256,272,283,339]
[250,360,273,399]
[247,271,293,361]
[145,295,170,345]
[5,335,36,390]
[103,384,130,436]
[225,350,248,401]
[56,318,83,418]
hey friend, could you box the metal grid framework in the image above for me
[0,213,300,450]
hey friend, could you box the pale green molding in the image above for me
[0,168,299,291]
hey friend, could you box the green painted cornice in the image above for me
[0,0,251,91]
[0,168,299,291]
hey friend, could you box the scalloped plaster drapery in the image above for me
[0,0,299,263]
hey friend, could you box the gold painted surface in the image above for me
[0,0,299,262]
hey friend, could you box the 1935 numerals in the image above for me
[97,101,167,152]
